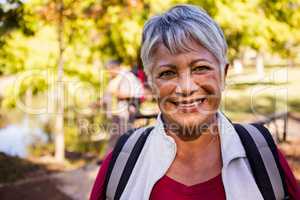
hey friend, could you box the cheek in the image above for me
[195,73,222,94]
[195,73,222,111]
[153,80,177,99]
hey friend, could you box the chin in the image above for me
[162,109,217,136]
[178,112,213,127]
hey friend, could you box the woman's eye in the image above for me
[192,66,211,73]
[158,70,176,78]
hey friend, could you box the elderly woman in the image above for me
[90,4,300,200]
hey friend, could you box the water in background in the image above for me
[0,117,48,158]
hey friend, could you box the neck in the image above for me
[163,114,223,184]
[164,115,220,159]
[170,127,220,160]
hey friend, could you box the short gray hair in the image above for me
[141,4,228,78]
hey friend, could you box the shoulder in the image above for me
[90,152,113,200]
[90,127,154,200]
[277,148,300,199]
[252,124,300,199]
[117,126,154,147]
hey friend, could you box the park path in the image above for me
[0,163,100,200]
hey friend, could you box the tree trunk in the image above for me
[55,0,65,162]
[233,59,243,74]
[256,52,264,79]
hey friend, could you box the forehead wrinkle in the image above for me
[190,58,213,65]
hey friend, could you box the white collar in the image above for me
[154,111,246,166]
[217,111,246,165]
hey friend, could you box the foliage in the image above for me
[1,0,300,74]
[0,0,36,36]
[182,0,300,60]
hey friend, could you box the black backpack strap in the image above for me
[104,126,154,200]
[103,128,137,199]
[234,123,289,200]
[252,123,290,200]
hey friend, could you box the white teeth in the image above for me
[180,102,197,107]
[177,98,205,106]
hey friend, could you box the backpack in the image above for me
[103,124,290,200]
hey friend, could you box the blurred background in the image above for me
[0,0,299,199]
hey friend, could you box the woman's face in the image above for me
[150,41,225,136]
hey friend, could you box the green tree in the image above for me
[0,0,36,36]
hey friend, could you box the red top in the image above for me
[90,149,300,200]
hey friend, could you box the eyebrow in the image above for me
[158,58,212,69]
[158,64,177,69]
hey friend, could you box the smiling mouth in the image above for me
[171,97,207,107]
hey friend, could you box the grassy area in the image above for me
[0,153,45,184]
[0,149,100,184]
[222,66,300,122]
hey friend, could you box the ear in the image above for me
[221,63,230,91]
[224,63,229,78]
[147,79,159,101]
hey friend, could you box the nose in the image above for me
[175,73,198,97]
